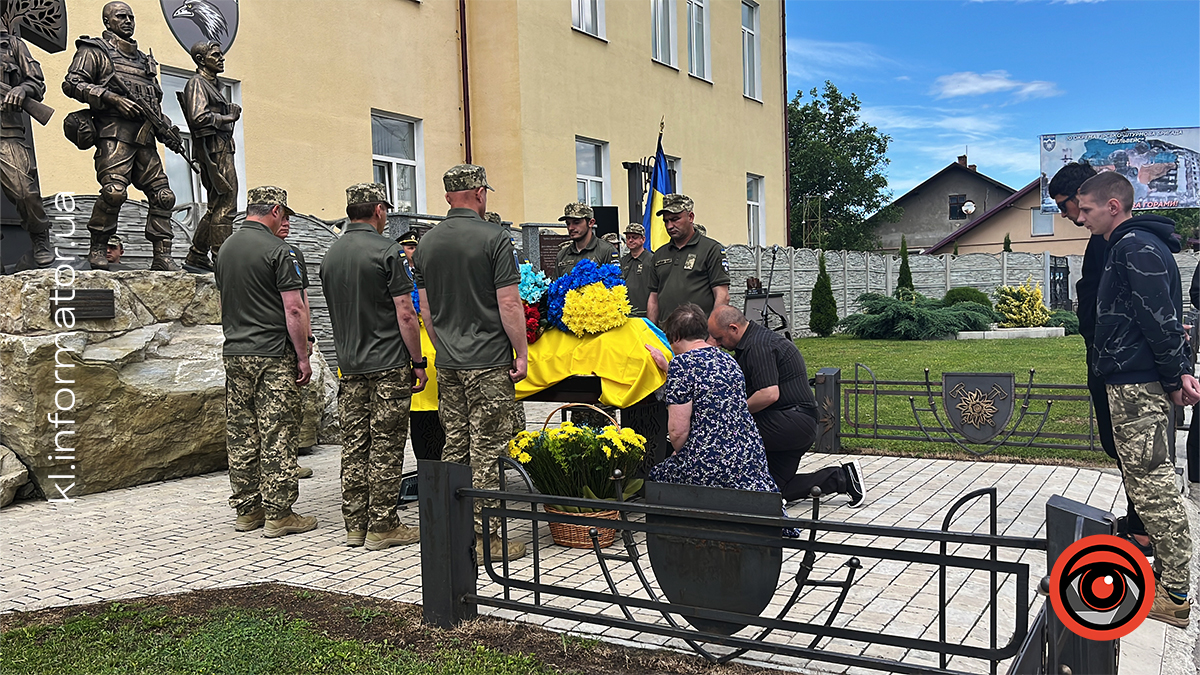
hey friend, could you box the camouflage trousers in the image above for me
[339,366,412,533]
[438,366,514,534]
[297,362,321,449]
[510,398,527,437]
[1107,382,1192,593]
[224,353,300,520]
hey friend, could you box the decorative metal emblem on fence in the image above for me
[942,373,1016,444]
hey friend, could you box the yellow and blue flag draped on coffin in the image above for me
[411,318,672,412]
[643,135,671,252]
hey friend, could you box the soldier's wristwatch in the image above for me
[412,358,428,369]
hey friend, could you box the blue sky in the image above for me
[785,0,1200,198]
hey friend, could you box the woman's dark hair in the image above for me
[1047,161,1097,198]
[663,303,709,344]
[347,201,384,221]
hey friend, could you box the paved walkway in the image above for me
[2,407,1197,674]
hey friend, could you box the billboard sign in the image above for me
[1039,127,1200,213]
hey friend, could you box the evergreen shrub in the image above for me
[994,278,1051,328]
[943,287,993,312]
[840,292,992,340]
[810,252,838,337]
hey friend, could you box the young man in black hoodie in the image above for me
[1049,162,1153,555]
[1078,170,1196,628]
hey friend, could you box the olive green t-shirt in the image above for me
[621,249,653,317]
[214,221,305,356]
[320,222,414,375]
[555,232,619,278]
[648,231,730,322]
[413,208,520,370]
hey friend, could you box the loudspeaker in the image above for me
[593,205,619,238]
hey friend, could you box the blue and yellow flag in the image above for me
[642,136,671,252]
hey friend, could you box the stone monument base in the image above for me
[0,269,338,501]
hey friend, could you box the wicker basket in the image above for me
[543,505,619,548]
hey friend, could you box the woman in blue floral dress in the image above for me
[646,304,790,509]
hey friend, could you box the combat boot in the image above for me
[365,524,420,550]
[263,511,318,538]
[87,236,109,270]
[475,534,527,564]
[150,239,180,271]
[29,231,54,267]
[182,247,214,273]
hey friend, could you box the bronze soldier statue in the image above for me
[62,1,190,271]
[179,40,239,273]
[0,28,53,269]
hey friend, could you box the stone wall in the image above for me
[727,246,1200,337]
[0,269,337,501]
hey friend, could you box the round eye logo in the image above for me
[1049,534,1154,640]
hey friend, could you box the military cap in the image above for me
[247,185,296,216]
[346,182,392,208]
[656,193,694,216]
[695,223,707,236]
[396,230,419,246]
[107,235,123,247]
[558,202,594,222]
[443,164,494,192]
[603,233,620,246]
[484,211,502,224]
[624,223,645,236]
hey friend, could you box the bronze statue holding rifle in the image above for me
[0,26,54,269]
[179,40,240,273]
[62,1,195,271]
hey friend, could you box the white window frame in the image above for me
[665,155,681,193]
[1031,208,1055,237]
[371,111,425,214]
[650,0,677,68]
[575,137,610,207]
[686,0,711,81]
[572,0,606,39]
[747,174,764,246]
[741,1,761,100]
[160,67,245,215]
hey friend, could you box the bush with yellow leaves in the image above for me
[994,277,1051,328]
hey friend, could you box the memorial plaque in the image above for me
[538,233,570,277]
[49,289,116,320]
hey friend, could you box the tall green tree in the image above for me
[788,81,901,251]
[810,252,838,337]
[895,235,914,297]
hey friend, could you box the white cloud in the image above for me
[912,138,1040,177]
[860,106,1006,138]
[931,71,1062,101]
[786,38,897,81]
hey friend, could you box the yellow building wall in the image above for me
[29,0,785,244]
[953,189,1090,256]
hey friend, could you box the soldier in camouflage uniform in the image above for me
[321,183,428,550]
[214,186,317,538]
[414,165,529,563]
[270,214,316,476]
[486,210,527,437]
[1078,172,1195,628]
[555,202,618,278]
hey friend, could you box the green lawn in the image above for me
[0,604,557,675]
[794,335,1113,464]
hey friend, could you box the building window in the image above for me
[372,112,423,214]
[747,174,764,246]
[742,1,760,99]
[1031,209,1055,236]
[576,138,607,206]
[160,69,242,214]
[949,194,968,220]
[651,0,676,66]
[686,0,710,80]
[572,0,604,38]
[665,155,680,193]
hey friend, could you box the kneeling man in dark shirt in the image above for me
[708,306,866,506]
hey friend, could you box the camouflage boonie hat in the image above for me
[558,202,594,221]
[656,193,694,216]
[107,235,123,247]
[624,223,645,236]
[396,230,419,246]
[603,233,620,246]
[346,182,392,208]
[247,185,296,216]
[443,164,493,192]
[484,211,502,224]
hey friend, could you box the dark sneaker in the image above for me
[842,460,867,508]
[295,466,313,479]
[365,525,420,550]
[263,512,318,538]
[1115,516,1154,557]
[475,534,526,564]
[234,507,265,532]
[346,530,366,547]
[1148,584,1190,628]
